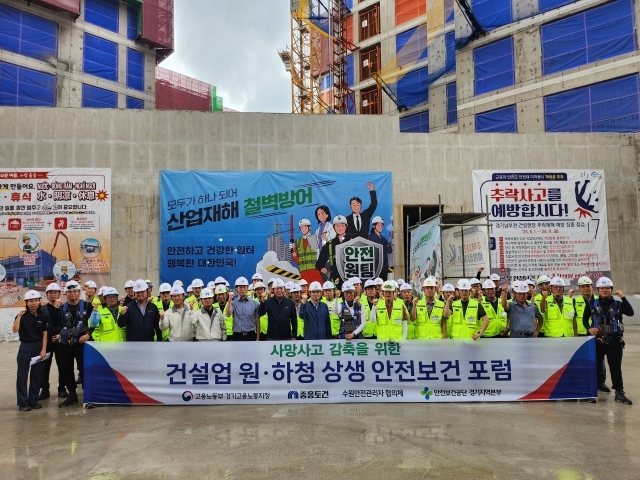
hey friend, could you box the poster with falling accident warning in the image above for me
[0,169,111,307]
[473,170,610,287]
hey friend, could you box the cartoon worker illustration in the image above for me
[21,235,39,253]
[60,265,70,282]
[293,219,323,285]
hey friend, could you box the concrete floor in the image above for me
[1,332,639,480]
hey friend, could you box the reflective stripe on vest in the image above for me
[414,298,445,339]
[574,295,596,335]
[450,299,479,339]
[544,296,575,337]
[322,298,341,337]
[95,306,126,342]
[375,298,404,341]
[296,237,317,272]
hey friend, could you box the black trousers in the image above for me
[40,343,64,393]
[16,342,45,407]
[580,334,607,382]
[232,331,257,341]
[56,343,83,395]
[596,339,624,391]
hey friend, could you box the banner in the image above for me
[84,338,596,405]
[473,170,611,286]
[441,220,491,281]
[408,216,441,293]
[159,171,393,287]
[0,169,111,306]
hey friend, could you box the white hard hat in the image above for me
[371,216,384,225]
[272,279,286,289]
[65,280,81,291]
[391,280,399,290]
[206,281,215,289]
[400,283,412,292]
[124,280,135,289]
[526,279,536,286]
[482,280,496,289]
[457,279,472,290]
[397,279,405,285]
[342,282,355,292]
[442,283,455,292]
[84,280,97,288]
[578,276,593,286]
[252,273,263,281]
[349,276,361,285]
[285,281,294,290]
[214,285,227,295]
[422,277,437,288]
[235,277,249,286]
[374,278,384,286]
[214,276,226,285]
[550,277,565,287]
[536,275,551,285]
[595,277,613,288]
[489,273,501,282]
[298,218,311,227]
[191,278,204,288]
[133,279,148,292]
[200,288,214,299]
[289,283,302,293]
[298,279,308,286]
[323,281,335,290]
[469,278,481,286]
[159,283,172,293]
[253,282,266,290]
[25,290,41,300]
[45,283,61,292]
[173,280,184,287]
[224,280,230,287]
[267,278,275,285]
[97,286,106,296]
[364,279,376,288]
[309,281,323,292]
[186,285,193,293]
[104,287,118,297]
[248,284,254,291]
[381,281,395,292]
[513,281,529,293]
[333,215,347,225]
[171,285,185,295]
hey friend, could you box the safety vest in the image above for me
[414,298,445,339]
[295,237,317,272]
[214,302,233,338]
[362,298,377,338]
[573,295,597,335]
[404,302,416,339]
[544,296,576,337]
[322,298,341,337]
[153,299,174,341]
[480,298,507,337]
[449,299,480,339]
[297,310,304,339]
[186,295,200,310]
[93,306,126,342]
[89,297,102,309]
[534,293,547,334]
[375,298,405,341]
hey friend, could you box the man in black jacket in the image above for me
[117,279,162,341]
[257,279,297,340]
[39,283,66,401]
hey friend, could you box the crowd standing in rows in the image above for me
[13,271,633,410]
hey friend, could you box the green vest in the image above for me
[450,299,480,339]
[213,302,233,338]
[375,298,405,341]
[322,298,341,337]
[573,295,596,335]
[405,302,416,339]
[480,298,507,337]
[534,293,546,334]
[361,298,377,338]
[153,299,174,341]
[544,296,576,337]
[296,237,317,272]
[94,306,127,342]
[296,304,304,338]
[414,298,445,339]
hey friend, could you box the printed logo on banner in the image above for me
[420,387,434,400]
[8,218,21,231]
[288,391,299,399]
[182,391,193,402]
[335,237,383,281]
[573,179,599,220]
[54,217,67,230]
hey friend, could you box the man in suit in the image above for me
[346,182,377,239]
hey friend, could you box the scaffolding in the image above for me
[139,0,174,62]
[155,67,212,112]
[329,0,356,114]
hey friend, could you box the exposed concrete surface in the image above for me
[1,329,639,479]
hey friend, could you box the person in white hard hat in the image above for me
[187,278,204,310]
[533,275,552,336]
[321,281,340,337]
[257,278,298,340]
[539,277,577,338]
[479,280,509,338]
[213,285,233,340]
[298,279,309,296]
[253,282,269,339]
[501,281,543,338]
[293,219,323,285]
[443,279,489,340]
[251,273,263,289]
[335,282,367,340]
[316,214,350,287]
[370,281,406,341]
[368,216,391,280]
[13,290,48,411]
[192,288,226,341]
[38,283,66,401]
[226,277,260,341]
[123,280,136,306]
[374,277,384,296]
[360,279,378,339]
[288,283,305,339]
[349,276,363,298]
[153,283,174,341]
[83,280,101,309]
[299,281,333,340]
[92,287,128,343]
[117,279,162,343]
[159,285,196,342]
[399,283,416,338]
[411,277,447,339]
[582,277,634,404]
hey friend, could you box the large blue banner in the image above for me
[160,171,393,287]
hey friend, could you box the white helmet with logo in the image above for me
[322,281,335,290]
[214,285,228,295]
[25,290,41,300]
[550,277,565,287]
[399,283,412,292]
[46,283,61,292]
[298,218,311,227]
[442,283,455,292]
[457,279,472,290]
[333,215,347,225]
[309,281,323,292]
[482,280,496,289]
[422,276,437,288]
[133,279,148,293]
[104,287,118,297]
[124,280,135,289]
[191,278,204,288]
[513,281,529,293]
[171,285,185,295]
[342,282,355,292]
[235,277,249,287]
[577,276,593,286]
[272,279,286,289]
[159,283,172,293]
[595,277,613,288]
[200,288,215,299]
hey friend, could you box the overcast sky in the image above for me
[162,0,292,113]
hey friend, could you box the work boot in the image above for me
[30,403,42,410]
[38,390,50,401]
[597,383,611,392]
[18,406,31,412]
[615,391,632,405]
[58,388,68,399]
[59,393,79,408]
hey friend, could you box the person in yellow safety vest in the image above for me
[399,283,416,339]
[469,278,482,300]
[410,276,447,339]
[440,283,456,338]
[539,276,577,337]
[374,277,383,297]
[534,275,552,336]
[159,285,195,341]
[145,279,157,304]
[321,281,341,337]
[361,279,378,339]
[526,279,536,302]
[350,276,363,300]
[251,273,263,290]
[83,280,103,310]
[91,287,127,342]
[443,279,489,340]
[369,281,408,341]
[573,276,597,336]
[153,283,174,341]
[186,278,204,310]
[212,284,233,340]
[252,282,269,339]
[478,280,509,338]
[289,283,305,339]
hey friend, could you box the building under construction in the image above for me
[281,0,640,134]
[0,0,226,111]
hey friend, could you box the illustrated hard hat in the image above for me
[298,218,311,227]
[333,215,347,225]
[371,216,384,225]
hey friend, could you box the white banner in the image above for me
[472,170,610,286]
[84,338,596,405]
[442,222,491,280]
[408,216,441,292]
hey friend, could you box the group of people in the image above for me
[14,270,633,411]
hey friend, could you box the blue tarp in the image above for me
[476,105,517,133]
[446,82,457,125]
[541,0,635,76]
[474,37,514,96]
[396,25,427,67]
[540,0,578,12]
[0,61,56,107]
[126,48,145,91]
[400,111,429,133]
[472,0,511,31]
[126,96,144,109]
[0,4,57,61]
[127,4,138,41]
[544,74,640,132]
[445,0,454,23]
[84,33,118,82]
[346,54,354,87]
[84,0,119,33]
[397,66,429,108]
[321,74,333,91]
[445,31,456,73]
[82,84,117,108]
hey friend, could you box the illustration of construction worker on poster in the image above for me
[0,169,111,307]
[473,170,611,286]
[159,171,393,288]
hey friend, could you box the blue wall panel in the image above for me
[85,0,119,33]
[0,4,57,61]
[400,111,429,133]
[540,0,579,13]
[0,62,56,107]
[397,66,428,108]
[474,37,514,96]
[472,0,511,31]
[82,84,117,108]
[346,54,354,87]
[84,33,118,82]
[127,4,138,40]
[396,25,427,67]
[126,96,144,109]
[445,31,456,73]
[445,0,454,23]
[446,82,457,125]
[127,48,145,91]
[476,105,517,133]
